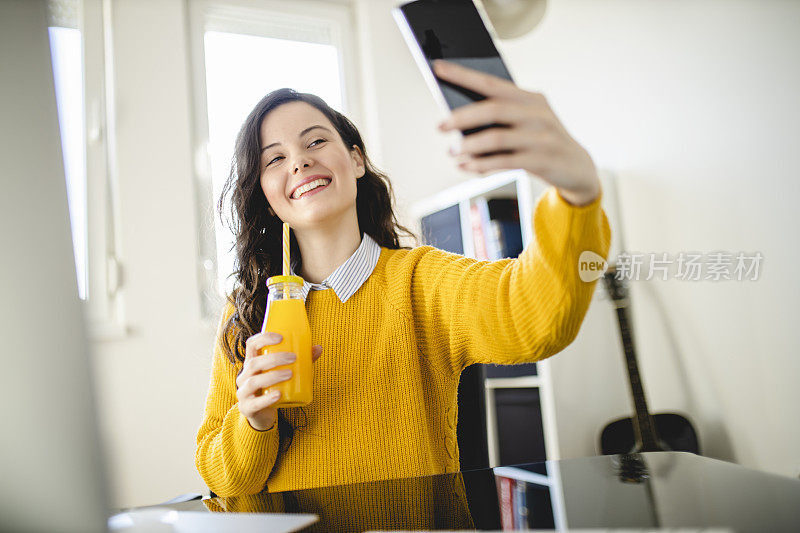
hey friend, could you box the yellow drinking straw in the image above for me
[282,222,290,275]
[282,222,290,298]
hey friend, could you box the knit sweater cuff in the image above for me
[534,186,609,262]
[554,185,604,211]
[235,409,278,450]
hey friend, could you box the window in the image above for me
[47,0,124,336]
[49,24,88,300]
[189,0,361,319]
[48,1,87,299]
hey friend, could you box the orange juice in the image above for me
[258,276,312,407]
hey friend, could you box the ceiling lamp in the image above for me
[479,0,548,40]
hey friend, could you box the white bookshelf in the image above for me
[411,170,561,468]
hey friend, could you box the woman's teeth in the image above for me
[292,178,331,199]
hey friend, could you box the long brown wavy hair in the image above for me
[217,88,417,452]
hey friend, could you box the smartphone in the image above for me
[393,0,515,154]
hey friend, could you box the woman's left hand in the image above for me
[433,59,601,206]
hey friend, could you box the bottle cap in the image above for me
[266,275,304,287]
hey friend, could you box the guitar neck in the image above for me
[612,298,665,452]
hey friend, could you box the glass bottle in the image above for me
[258,275,312,407]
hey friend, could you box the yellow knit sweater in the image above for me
[196,186,611,497]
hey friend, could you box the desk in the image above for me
[154,452,799,532]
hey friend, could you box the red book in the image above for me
[496,475,514,530]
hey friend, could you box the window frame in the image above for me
[50,0,125,339]
[187,0,362,321]
[85,0,125,338]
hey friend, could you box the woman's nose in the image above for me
[292,156,313,173]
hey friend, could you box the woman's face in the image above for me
[258,101,365,230]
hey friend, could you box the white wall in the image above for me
[92,0,799,508]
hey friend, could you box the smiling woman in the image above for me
[199,88,417,492]
[195,82,611,496]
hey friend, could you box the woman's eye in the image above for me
[265,140,325,167]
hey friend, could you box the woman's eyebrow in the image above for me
[261,125,332,153]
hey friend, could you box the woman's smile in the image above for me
[291,177,332,200]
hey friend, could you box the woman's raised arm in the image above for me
[385,186,610,377]
[384,60,612,375]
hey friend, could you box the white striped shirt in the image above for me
[290,232,382,303]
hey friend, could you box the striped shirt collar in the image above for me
[290,232,382,303]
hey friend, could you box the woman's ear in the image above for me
[351,145,366,179]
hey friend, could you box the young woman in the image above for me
[196,60,610,497]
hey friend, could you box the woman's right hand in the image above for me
[236,332,323,432]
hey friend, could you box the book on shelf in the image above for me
[513,477,529,530]
[469,197,523,261]
[495,475,529,531]
[469,199,489,260]
[496,475,514,530]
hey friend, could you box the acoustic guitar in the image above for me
[599,264,700,455]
